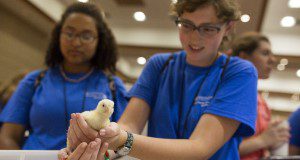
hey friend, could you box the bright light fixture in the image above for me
[240,14,250,23]
[297,69,300,77]
[133,11,146,22]
[78,0,89,3]
[171,0,178,3]
[289,0,300,8]
[137,57,147,65]
[277,64,285,71]
[280,58,288,65]
[281,16,296,27]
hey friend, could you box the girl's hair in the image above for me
[45,3,118,73]
[231,32,270,56]
[171,0,241,22]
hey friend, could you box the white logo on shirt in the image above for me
[194,96,213,107]
[85,92,107,100]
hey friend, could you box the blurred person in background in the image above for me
[0,71,27,112]
[289,107,300,155]
[60,0,259,159]
[0,3,128,157]
[232,32,290,159]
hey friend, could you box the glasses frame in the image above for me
[61,31,98,44]
[175,18,225,38]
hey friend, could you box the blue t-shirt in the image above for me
[128,51,257,159]
[289,108,300,147]
[0,67,128,150]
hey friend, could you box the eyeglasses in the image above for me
[61,31,98,44]
[175,18,225,38]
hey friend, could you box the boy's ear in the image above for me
[225,21,235,35]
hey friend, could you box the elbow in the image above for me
[190,141,215,160]
[191,140,220,160]
[0,134,21,149]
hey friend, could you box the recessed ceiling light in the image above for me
[297,69,300,77]
[133,11,146,22]
[78,0,89,3]
[171,0,178,3]
[289,0,300,8]
[280,58,288,65]
[280,16,296,27]
[137,57,146,65]
[277,64,285,71]
[240,14,250,23]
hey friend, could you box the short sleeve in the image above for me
[289,108,300,147]
[128,54,170,107]
[111,76,129,122]
[0,70,41,127]
[204,65,258,137]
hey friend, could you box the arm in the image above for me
[110,113,240,160]
[0,71,40,149]
[239,136,267,155]
[0,123,25,149]
[239,120,290,156]
[117,97,150,134]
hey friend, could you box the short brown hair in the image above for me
[231,32,270,56]
[171,0,241,22]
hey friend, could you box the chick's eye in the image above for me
[102,104,105,107]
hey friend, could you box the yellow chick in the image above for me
[67,99,114,150]
[81,99,114,130]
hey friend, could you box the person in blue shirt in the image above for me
[289,108,300,155]
[61,0,258,159]
[0,72,27,113]
[0,3,128,154]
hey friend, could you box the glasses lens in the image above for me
[199,26,219,37]
[62,32,74,40]
[80,33,95,43]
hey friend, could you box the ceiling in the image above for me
[262,0,300,35]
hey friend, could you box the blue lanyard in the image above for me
[177,63,211,138]
[177,55,230,138]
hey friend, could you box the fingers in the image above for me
[67,142,88,160]
[97,142,109,160]
[277,131,291,140]
[58,148,69,160]
[76,113,98,139]
[66,139,108,160]
[67,126,74,150]
[69,120,82,150]
[79,140,99,160]
[99,122,120,138]
[99,142,109,156]
[71,114,93,142]
[89,139,102,160]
